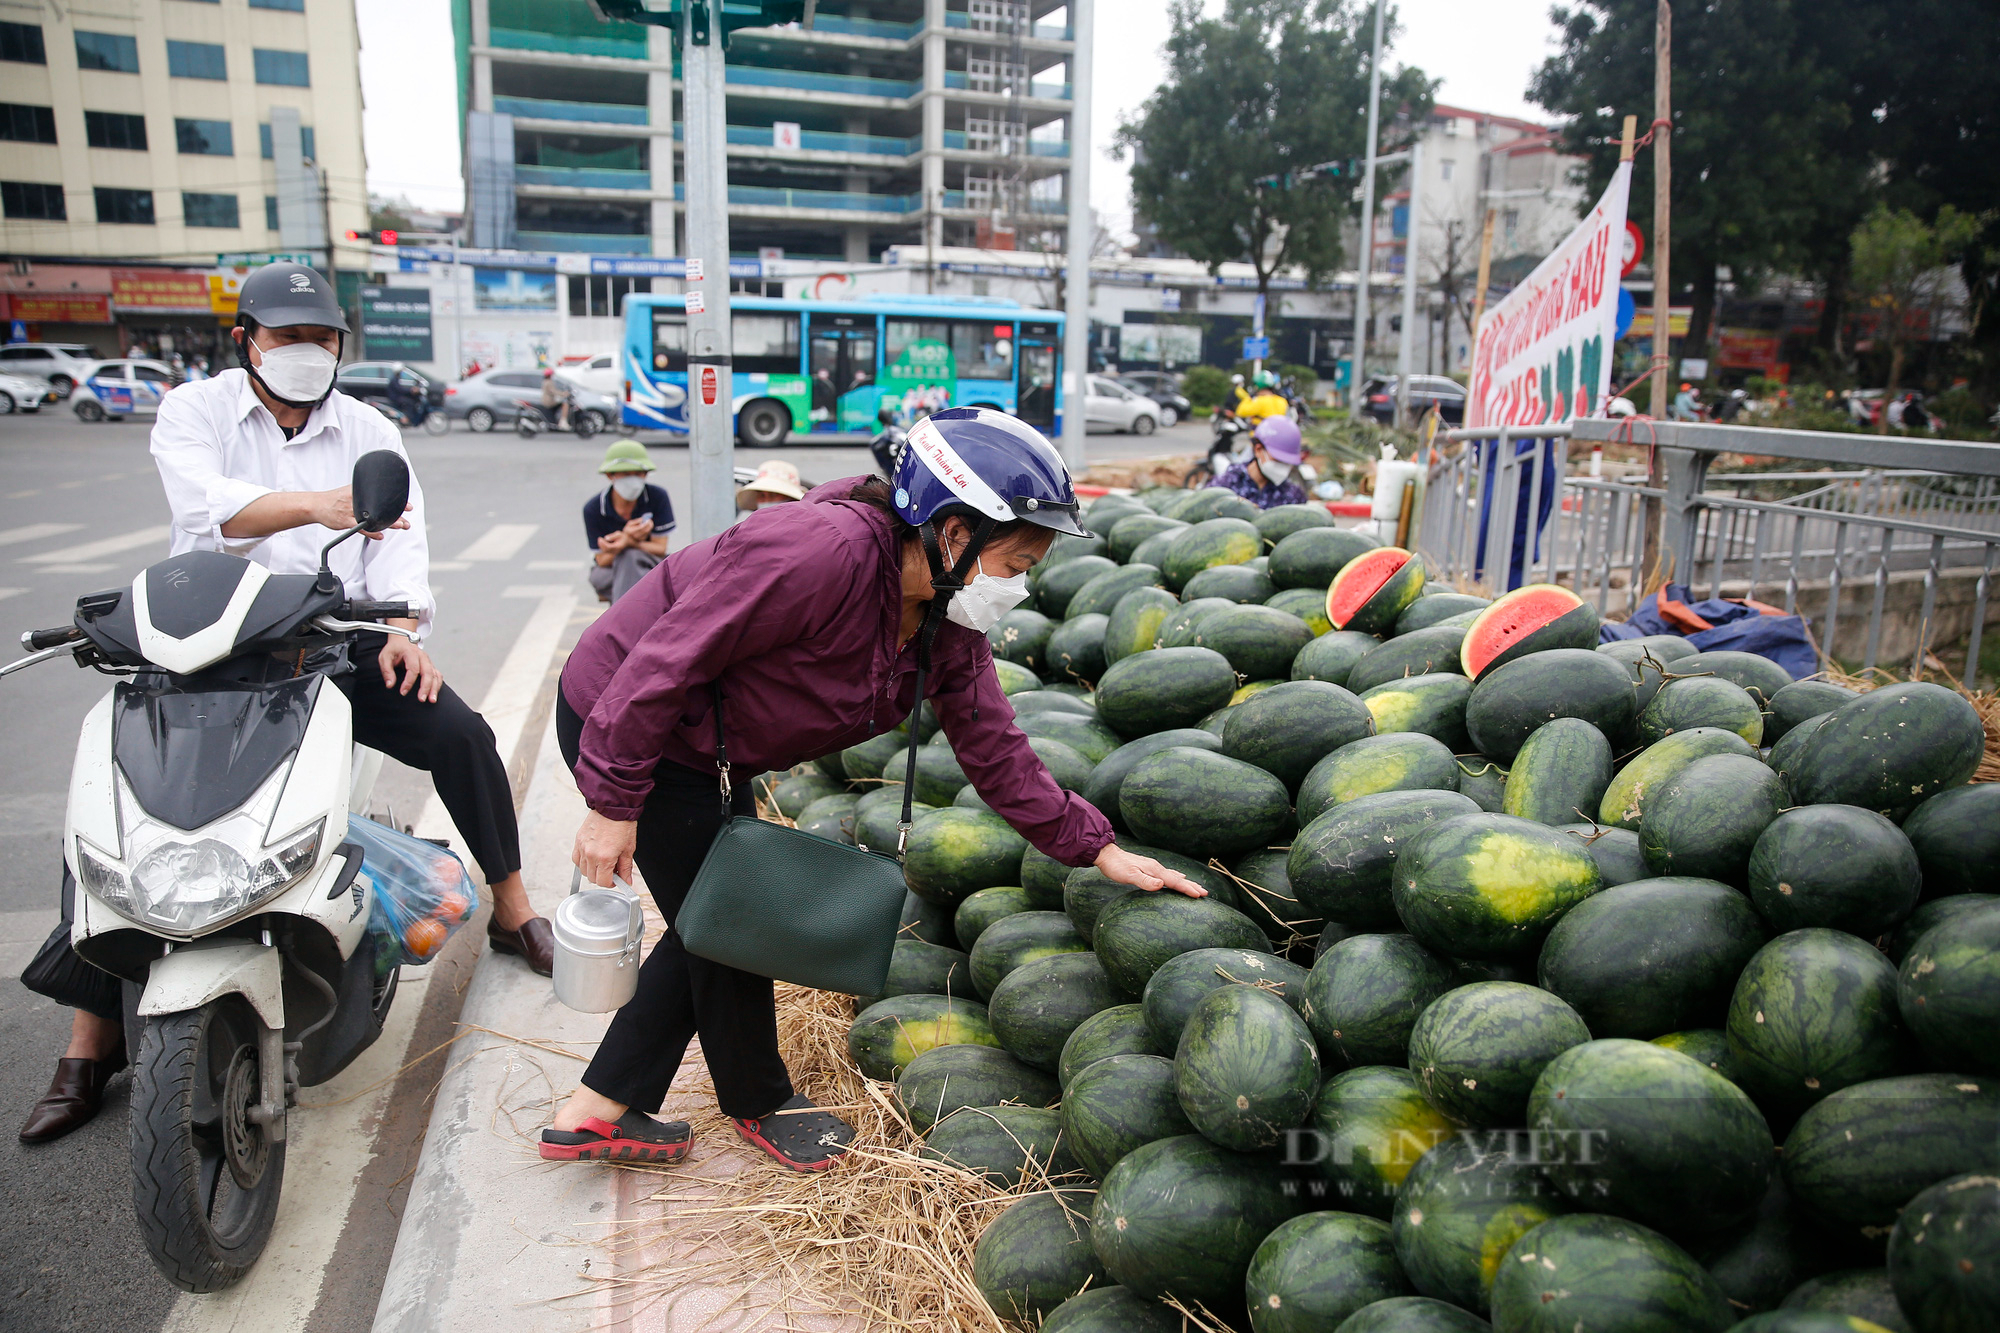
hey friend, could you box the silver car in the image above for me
[0,343,101,398]
[443,368,548,432]
[0,371,58,414]
[1084,374,1161,435]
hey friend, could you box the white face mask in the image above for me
[250,338,338,404]
[610,476,647,501]
[940,538,1029,633]
[1260,456,1295,485]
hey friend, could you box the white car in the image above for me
[0,371,58,414]
[70,358,180,422]
[0,342,99,397]
[1084,374,1161,435]
[559,353,622,398]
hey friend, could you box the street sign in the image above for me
[1242,336,1270,360]
[7,320,25,343]
[217,252,313,266]
[699,365,719,406]
[1621,222,1644,278]
[360,286,433,361]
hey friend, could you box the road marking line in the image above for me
[29,563,114,574]
[524,559,579,571]
[452,524,539,562]
[0,523,83,548]
[0,588,26,603]
[6,490,43,499]
[427,560,472,572]
[159,587,578,1333]
[21,524,172,564]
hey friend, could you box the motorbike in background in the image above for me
[1185,407,1252,487]
[2,454,418,1291]
[513,390,603,440]
[869,407,908,479]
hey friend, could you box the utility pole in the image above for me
[678,0,735,540]
[1059,0,1094,473]
[1642,0,1672,586]
[1394,138,1423,429]
[1346,0,1386,408]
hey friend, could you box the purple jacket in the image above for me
[560,477,1116,867]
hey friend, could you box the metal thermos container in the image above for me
[552,870,643,1013]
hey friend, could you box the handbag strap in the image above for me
[710,681,733,817]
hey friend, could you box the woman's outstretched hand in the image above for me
[574,809,639,887]
[1094,843,1206,898]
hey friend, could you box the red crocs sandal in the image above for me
[539,1110,692,1164]
[731,1094,855,1172]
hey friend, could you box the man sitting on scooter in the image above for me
[18,261,557,1145]
[1209,414,1310,510]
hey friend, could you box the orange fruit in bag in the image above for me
[433,889,470,922]
[404,917,449,960]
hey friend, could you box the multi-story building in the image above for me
[0,0,368,267]
[1373,104,1590,373]
[452,0,1078,266]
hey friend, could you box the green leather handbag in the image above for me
[675,641,938,998]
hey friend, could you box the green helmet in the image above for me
[1253,369,1278,389]
[598,439,656,473]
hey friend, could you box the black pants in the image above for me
[557,690,794,1120]
[338,640,521,883]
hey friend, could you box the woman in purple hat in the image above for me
[1210,415,1309,509]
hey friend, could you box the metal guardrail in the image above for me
[1419,419,2000,678]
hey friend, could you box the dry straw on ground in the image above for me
[561,978,1115,1333]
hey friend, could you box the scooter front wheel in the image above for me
[131,996,286,1292]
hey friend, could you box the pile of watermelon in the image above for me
[798,487,2000,1333]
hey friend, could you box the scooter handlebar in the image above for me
[340,600,413,622]
[23,625,82,651]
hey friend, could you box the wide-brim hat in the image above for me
[736,459,806,503]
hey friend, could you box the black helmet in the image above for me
[234,261,348,333]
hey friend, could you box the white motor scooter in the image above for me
[3,452,416,1292]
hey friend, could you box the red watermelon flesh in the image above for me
[1461,584,1600,679]
[1327,548,1422,634]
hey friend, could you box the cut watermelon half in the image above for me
[1460,583,1602,678]
[1325,547,1426,635]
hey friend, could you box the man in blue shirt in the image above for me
[1210,415,1309,509]
[586,440,674,603]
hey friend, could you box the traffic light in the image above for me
[343,229,400,245]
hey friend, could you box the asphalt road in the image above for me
[0,401,1198,1333]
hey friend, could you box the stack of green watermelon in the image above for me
[812,490,2000,1332]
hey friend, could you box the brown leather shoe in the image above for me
[487,915,555,977]
[19,1050,128,1143]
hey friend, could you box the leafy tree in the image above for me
[1529,0,1872,357]
[1115,0,1433,311]
[1849,204,1985,427]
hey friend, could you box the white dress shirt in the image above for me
[150,368,434,637]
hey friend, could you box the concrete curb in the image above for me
[372,710,618,1332]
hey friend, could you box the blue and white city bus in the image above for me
[620,292,1065,446]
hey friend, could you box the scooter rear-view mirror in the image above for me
[351,451,411,533]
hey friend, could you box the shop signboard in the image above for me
[111,269,213,313]
[2,292,114,323]
[360,286,434,361]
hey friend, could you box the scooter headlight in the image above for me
[90,765,328,934]
[121,819,324,934]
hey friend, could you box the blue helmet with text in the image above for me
[889,408,1090,539]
